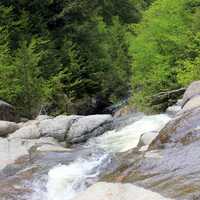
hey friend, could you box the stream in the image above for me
[0,113,171,200]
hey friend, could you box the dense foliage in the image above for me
[130,0,200,109]
[2,0,199,117]
[0,0,149,118]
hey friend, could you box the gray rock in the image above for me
[0,100,17,122]
[36,144,69,152]
[67,114,113,144]
[181,95,200,112]
[150,81,200,149]
[36,115,53,121]
[72,182,172,200]
[0,121,19,137]
[22,120,38,127]
[150,106,200,150]
[0,137,66,170]
[138,131,159,147]
[182,81,200,107]
[39,115,81,141]
[9,124,40,139]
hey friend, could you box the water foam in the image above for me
[46,114,171,200]
[47,152,112,200]
[86,114,170,153]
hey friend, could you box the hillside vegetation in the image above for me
[0,0,200,117]
[130,0,200,109]
[0,0,152,117]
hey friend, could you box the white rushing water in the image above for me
[47,152,112,200]
[86,114,170,153]
[46,114,171,200]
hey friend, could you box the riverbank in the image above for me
[1,81,200,200]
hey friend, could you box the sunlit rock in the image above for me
[9,124,40,139]
[182,81,200,107]
[72,182,173,200]
[0,121,19,137]
[67,115,113,144]
[39,115,81,141]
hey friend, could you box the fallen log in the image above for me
[150,88,186,111]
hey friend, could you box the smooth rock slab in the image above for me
[182,81,200,107]
[35,115,53,121]
[181,95,200,112]
[0,121,19,137]
[72,182,172,200]
[0,137,65,170]
[150,106,200,150]
[9,124,40,139]
[67,114,113,144]
[138,131,159,148]
[39,115,81,141]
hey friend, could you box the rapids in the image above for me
[45,114,170,200]
[0,113,171,200]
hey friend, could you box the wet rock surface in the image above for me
[0,148,116,200]
[149,106,200,150]
[103,81,200,200]
[2,81,200,200]
[0,151,76,200]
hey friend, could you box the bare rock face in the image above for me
[0,100,17,122]
[182,81,200,107]
[9,124,40,139]
[181,95,200,112]
[149,106,200,150]
[38,115,81,141]
[0,121,19,137]
[9,114,113,143]
[149,81,200,150]
[35,115,53,121]
[67,115,113,144]
[72,182,172,200]
[0,137,66,170]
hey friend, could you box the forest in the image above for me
[0,0,199,118]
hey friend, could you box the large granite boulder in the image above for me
[9,115,53,139]
[0,100,17,122]
[9,124,40,139]
[149,81,200,150]
[72,182,172,200]
[182,81,200,107]
[35,115,53,121]
[67,114,113,144]
[181,95,200,112]
[0,121,19,137]
[9,114,113,143]
[0,137,67,170]
[39,115,81,141]
[150,106,200,150]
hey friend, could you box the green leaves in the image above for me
[130,0,200,110]
[0,0,145,117]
